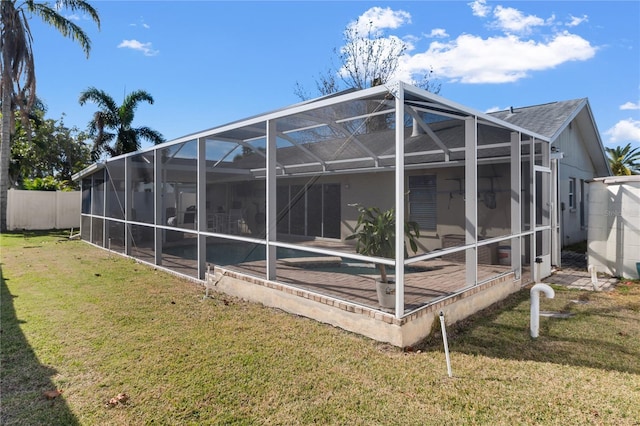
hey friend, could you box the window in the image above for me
[408,175,437,231]
[580,179,586,228]
[568,178,576,210]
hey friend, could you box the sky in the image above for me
[31,0,640,151]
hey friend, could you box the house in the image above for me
[73,81,610,347]
[491,98,611,261]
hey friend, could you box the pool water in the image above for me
[305,263,431,275]
[165,242,325,266]
[166,242,433,275]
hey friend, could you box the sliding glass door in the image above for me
[277,183,341,239]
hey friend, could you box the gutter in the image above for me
[71,162,105,182]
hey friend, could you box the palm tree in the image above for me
[605,143,640,176]
[0,0,100,231]
[79,87,165,161]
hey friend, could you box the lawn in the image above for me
[1,231,639,425]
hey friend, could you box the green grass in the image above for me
[1,231,639,425]
[563,240,588,253]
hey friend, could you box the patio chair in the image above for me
[228,209,244,234]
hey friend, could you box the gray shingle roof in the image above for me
[488,98,586,139]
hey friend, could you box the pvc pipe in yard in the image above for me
[589,264,599,291]
[439,311,452,377]
[530,283,555,338]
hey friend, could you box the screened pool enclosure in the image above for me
[75,81,553,345]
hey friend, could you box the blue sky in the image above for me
[32,1,639,150]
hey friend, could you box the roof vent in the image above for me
[509,106,514,114]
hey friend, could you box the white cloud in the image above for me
[344,4,597,85]
[130,18,151,29]
[399,31,596,84]
[469,0,491,18]
[620,101,640,110]
[491,5,549,35]
[567,14,588,27]
[604,118,640,143]
[351,7,411,35]
[485,106,502,113]
[426,28,448,39]
[117,39,159,57]
[65,11,96,22]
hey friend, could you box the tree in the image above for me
[22,175,73,191]
[79,87,165,161]
[295,18,441,100]
[605,143,640,176]
[0,0,100,231]
[11,107,90,188]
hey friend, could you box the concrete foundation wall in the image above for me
[7,189,80,230]
[208,267,519,347]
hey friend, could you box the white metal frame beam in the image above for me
[266,119,277,280]
[394,82,406,317]
[465,116,478,285]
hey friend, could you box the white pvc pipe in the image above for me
[530,283,555,338]
[589,264,598,291]
[439,311,452,377]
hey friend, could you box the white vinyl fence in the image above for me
[7,189,80,231]
[587,176,640,279]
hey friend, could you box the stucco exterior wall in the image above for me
[554,125,598,246]
[7,189,80,230]
[338,166,512,252]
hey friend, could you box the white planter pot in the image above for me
[375,279,395,309]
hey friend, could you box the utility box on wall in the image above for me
[587,176,640,279]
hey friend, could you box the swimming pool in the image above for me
[164,241,329,266]
[300,262,433,276]
[165,242,433,276]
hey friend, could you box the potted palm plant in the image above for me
[346,204,420,309]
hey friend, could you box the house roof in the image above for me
[489,98,611,176]
[489,98,586,139]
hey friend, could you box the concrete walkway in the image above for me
[542,251,618,291]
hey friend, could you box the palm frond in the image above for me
[79,87,118,113]
[136,126,165,145]
[606,143,640,175]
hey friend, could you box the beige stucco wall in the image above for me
[7,189,80,230]
[277,164,513,254]
[339,166,512,252]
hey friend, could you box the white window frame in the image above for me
[568,177,576,210]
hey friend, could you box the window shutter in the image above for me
[408,175,437,231]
